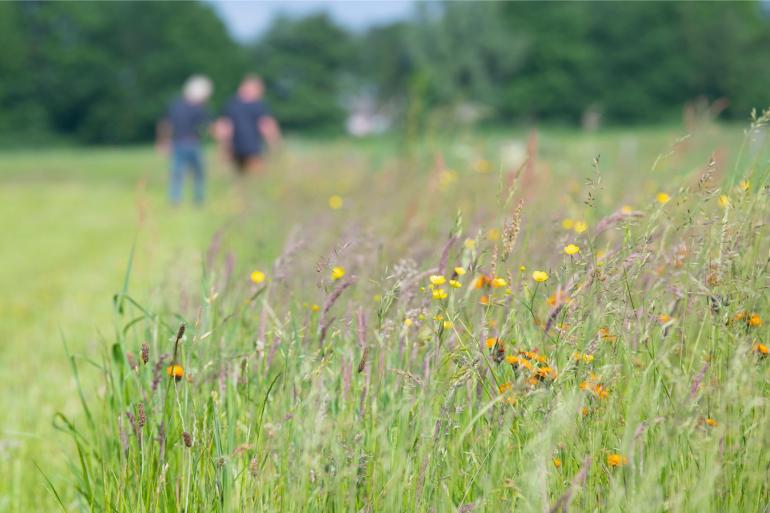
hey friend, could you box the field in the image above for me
[0,121,767,512]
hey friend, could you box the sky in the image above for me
[207,0,417,41]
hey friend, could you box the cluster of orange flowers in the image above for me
[732,311,763,328]
[484,341,558,385]
[579,373,609,399]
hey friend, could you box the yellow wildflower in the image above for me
[656,192,670,204]
[561,218,575,230]
[432,288,448,300]
[485,337,497,349]
[564,244,580,256]
[429,275,446,286]
[404,318,413,327]
[328,195,343,210]
[250,270,266,284]
[449,279,462,288]
[453,266,466,276]
[753,342,768,356]
[464,238,476,250]
[621,205,633,214]
[443,320,453,330]
[331,266,346,280]
[607,454,628,467]
[705,418,717,427]
[739,180,750,192]
[491,277,507,288]
[553,458,562,468]
[574,221,588,234]
[310,304,320,312]
[487,228,500,241]
[718,195,730,209]
[532,270,549,283]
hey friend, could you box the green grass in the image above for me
[0,122,767,512]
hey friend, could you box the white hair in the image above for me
[183,75,213,103]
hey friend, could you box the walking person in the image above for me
[156,75,213,205]
[215,74,281,174]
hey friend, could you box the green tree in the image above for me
[252,14,354,132]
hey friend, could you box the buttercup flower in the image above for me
[532,271,549,283]
[432,288,448,300]
[449,279,462,288]
[574,221,588,234]
[705,418,717,427]
[718,195,730,209]
[250,270,266,284]
[464,238,476,250]
[564,244,580,256]
[429,275,446,286]
[607,453,627,467]
[328,195,343,210]
[491,277,507,288]
[753,342,768,356]
[739,180,750,192]
[656,192,670,204]
[331,266,346,280]
[561,218,575,230]
[621,205,633,214]
[453,266,466,276]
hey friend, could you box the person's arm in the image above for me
[156,119,171,154]
[212,117,233,160]
[259,115,282,149]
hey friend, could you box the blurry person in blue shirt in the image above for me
[156,75,213,205]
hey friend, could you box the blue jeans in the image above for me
[169,141,205,205]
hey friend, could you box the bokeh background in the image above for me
[1,1,770,511]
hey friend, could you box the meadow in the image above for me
[0,119,767,512]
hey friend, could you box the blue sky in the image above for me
[207,0,416,41]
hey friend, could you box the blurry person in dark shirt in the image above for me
[156,75,213,205]
[214,75,281,174]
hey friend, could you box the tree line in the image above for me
[2,1,770,144]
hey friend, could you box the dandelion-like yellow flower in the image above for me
[607,454,627,467]
[532,270,549,283]
[429,275,446,286]
[487,228,500,241]
[443,320,453,330]
[705,418,717,427]
[621,205,633,214]
[491,277,507,288]
[328,195,343,210]
[753,342,768,356]
[561,218,575,230]
[498,382,512,394]
[479,295,490,305]
[553,458,562,468]
[564,244,580,256]
[658,313,671,324]
[331,266,346,280]
[404,318,413,327]
[718,195,730,209]
[506,355,519,365]
[250,270,266,284]
[449,279,462,288]
[485,337,497,349]
[453,266,466,276]
[739,180,750,192]
[432,288,448,300]
[166,364,184,381]
[574,221,588,234]
[748,313,762,327]
[464,238,476,250]
[310,304,320,312]
[519,265,526,272]
[656,192,671,204]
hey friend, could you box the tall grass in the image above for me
[56,120,768,512]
